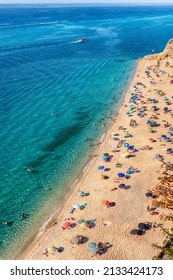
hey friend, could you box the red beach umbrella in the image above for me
[63,222,71,229]
[102,200,110,207]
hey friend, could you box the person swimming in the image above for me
[2,221,9,225]
[24,168,32,172]
[21,213,25,219]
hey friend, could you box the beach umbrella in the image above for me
[128,146,135,151]
[102,156,107,161]
[78,203,87,207]
[155,154,160,159]
[78,191,85,196]
[138,223,147,230]
[126,169,133,175]
[71,235,81,244]
[119,183,125,189]
[104,153,109,157]
[130,229,139,235]
[63,222,71,229]
[167,131,173,135]
[98,166,104,170]
[111,145,116,149]
[102,200,109,207]
[48,246,57,253]
[118,173,125,178]
[155,154,163,161]
[124,142,129,148]
[113,137,119,141]
[73,204,79,209]
[146,192,153,198]
[164,107,168,112]
[88,242,97,249]
[111,145,116,151]
[80,221,88,229]
[78,219,85,224]
[89,248,99,255]
[125,152,130,158]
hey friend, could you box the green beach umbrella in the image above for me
[104,153,109,157]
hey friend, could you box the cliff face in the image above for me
[144,38,173,60]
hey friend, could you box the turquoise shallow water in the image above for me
[1,4,173,259]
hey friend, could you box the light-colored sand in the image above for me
[21,40,173,260]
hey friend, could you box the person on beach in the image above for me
[42,248,48,257]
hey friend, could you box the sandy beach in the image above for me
[21,39,173,260]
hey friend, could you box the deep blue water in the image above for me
[0,4,173,259]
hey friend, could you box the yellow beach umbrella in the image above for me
[48,246,57,253]
[80,221,87,229]
[125,152,130,158]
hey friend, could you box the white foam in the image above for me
[35,207,59,240]
[100,133,105,143]
[82,161,91,173]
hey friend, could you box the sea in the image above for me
[0,4,173,259]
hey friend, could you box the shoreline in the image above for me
[18,60,138,260]
[21,40,172,260]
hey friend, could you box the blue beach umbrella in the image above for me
[98,166,104,170]
[124,142,129,148]
[126,169,134,175]
[128,146,135,151]
[88,242,97,249]
[78,191,85,196]
[119,183,125,189]
[102,156,107,161]
[118,173,125,178]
